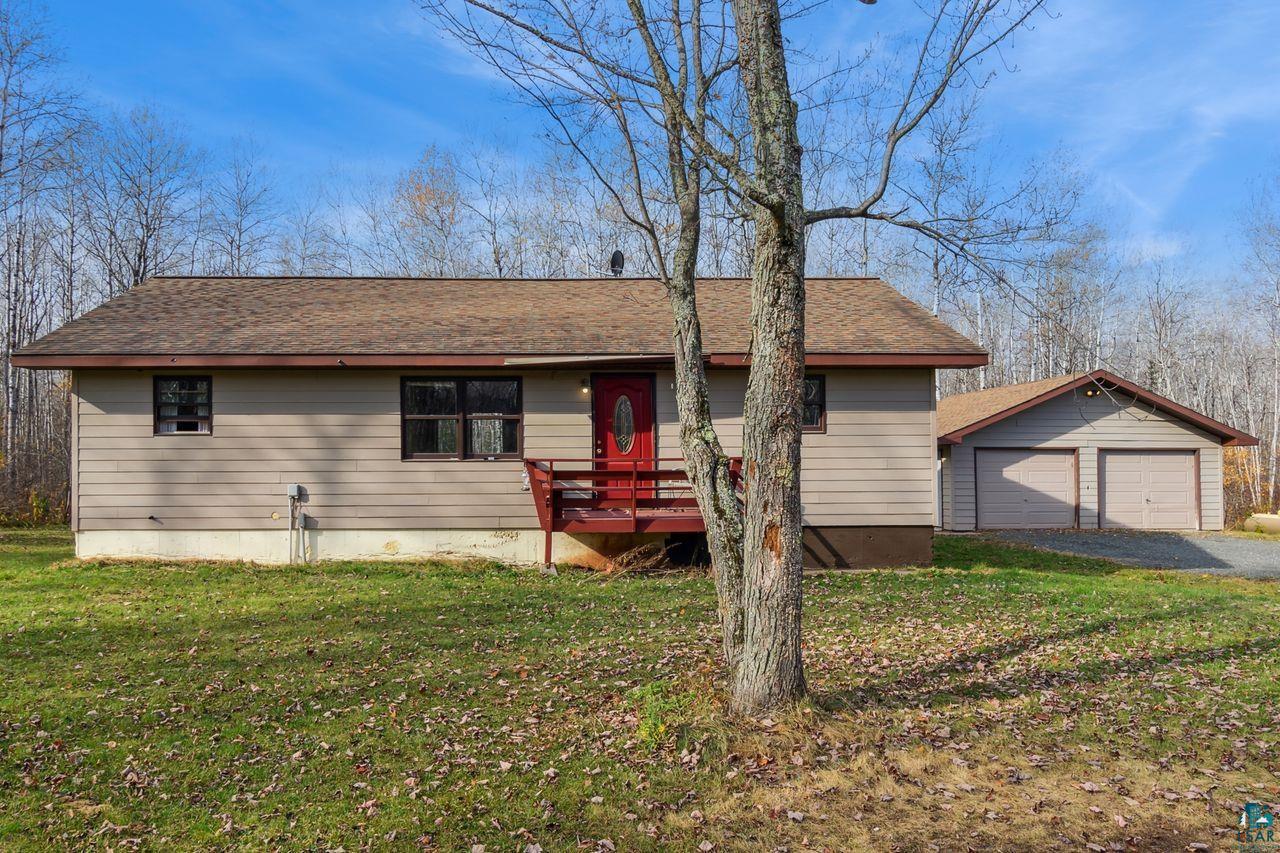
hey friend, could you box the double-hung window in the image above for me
[154,376,212,434]
[402,377,522,460]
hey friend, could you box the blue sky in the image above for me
[47,0,1280,272]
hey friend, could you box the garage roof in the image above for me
[937,370,1258,447]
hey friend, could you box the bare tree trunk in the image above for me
[628,0,750,677]
[733,204,807,711]
[668,210,747,674]
[1269,280,1279,510]
[727,0,808,712]
[977,291,987,389]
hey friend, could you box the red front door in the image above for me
[593,374,655,500]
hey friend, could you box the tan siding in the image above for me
[71,373,80,531]
[940,446,953,530]
[942,389,1225,531]
[930,371,939,528]
[804,369,936,526]
[1079,447,1099,528]
[656,368,935,526]
[74,366,937,533]
[75,369,593,531]
[1199,446,1224,528]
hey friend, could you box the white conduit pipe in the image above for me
[286,485,303,564]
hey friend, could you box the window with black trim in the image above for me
[802,375,826,432]
[154,376,212,434]
[402,377,522,459]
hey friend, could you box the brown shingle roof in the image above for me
[937,373,1085,437]
[937,370,1258,447]
[15,276,985,367]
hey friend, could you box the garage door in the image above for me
[976,449,1076,529]
[1100,450,1198,529]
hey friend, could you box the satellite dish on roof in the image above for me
[609,250,624,277]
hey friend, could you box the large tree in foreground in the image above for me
[425,0,1048,713]
[720,0,1047,709]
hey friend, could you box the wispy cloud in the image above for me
[802,0,1280,269]
[991,0,1280,249]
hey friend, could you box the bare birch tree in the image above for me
[82,108,201,297]
[208,140,278,275]
[1246,175,1280,510]
[274,192,339,275]
[0,2,80,504]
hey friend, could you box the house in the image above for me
[937,370,1258,531]
[15,276,987,568]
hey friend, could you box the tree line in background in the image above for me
[1,3,1277,523]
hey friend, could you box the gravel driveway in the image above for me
[991,529,1280,579]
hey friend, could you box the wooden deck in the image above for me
[522,457,741,564]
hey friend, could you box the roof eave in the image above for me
[13,351,990,370]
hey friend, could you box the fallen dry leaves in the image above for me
[0,530,1276,850]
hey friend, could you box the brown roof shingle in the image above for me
[15,276,985,366]
[937,373,1085,438]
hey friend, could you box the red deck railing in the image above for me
[523,457,743,565]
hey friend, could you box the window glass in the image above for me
[405,418,459,455]
[465,379,520,414]
[404,380,457,415]
[613,395,635,453]
[466,418,518,456]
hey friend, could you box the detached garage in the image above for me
[938,371,1257,531]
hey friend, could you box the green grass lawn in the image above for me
[1,530,1277,850]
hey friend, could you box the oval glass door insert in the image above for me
[613,395,635,453]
